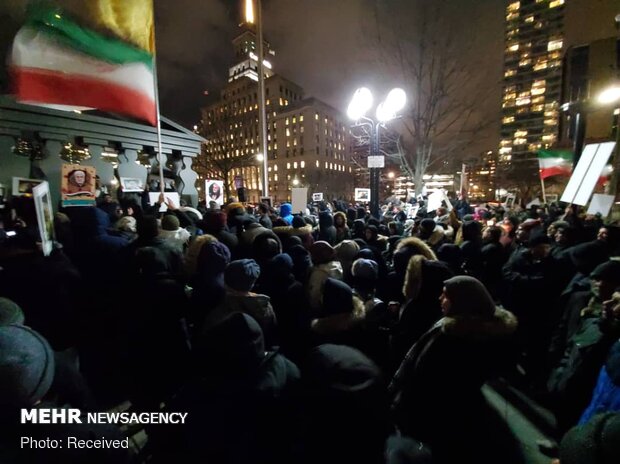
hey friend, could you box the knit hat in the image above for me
[322,278,354,315]
[289,245,313,281]
[311,241,336,265]
[0,298,25,326]
[443,276,496,318]
[197,240,231,275]
[528,229,551,247]
[225,259,261,292]
[0,325,55,407]
[560,412,620,464]
[335,240,360,264]
[590,260,620,283]
[161,214,180,231]
[352,258,379,281]
[292,215,306,228]
[420,218,436,234]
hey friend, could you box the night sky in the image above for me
[0,0,504,152]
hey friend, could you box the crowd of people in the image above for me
[1,190,620,463]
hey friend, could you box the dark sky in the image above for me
[0,0,505,151]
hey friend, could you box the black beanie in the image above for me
[0,325,55,408]
[322,278,354,316]
[590,260,620,283]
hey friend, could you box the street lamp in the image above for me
[292,178,300,186]
[347,87,406,218]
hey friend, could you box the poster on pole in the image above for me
[355,188,371,202]
[367,156,385,168]
[561,142,615,206]
[33,181,55,256]
[587,194,615,216]
[291,187,308,214]
[12,177,44,196]
[148,192,181,212]
[312,193,323,202]
[205,180,224,205]
[61,164,96,207]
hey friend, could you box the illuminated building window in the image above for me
[274,174,278,181]
[519,59,531,67]
[499,147,512,155]
[525,15,534,23]
[286,118,289,126]
[286,128,290,137]
[507,43,519,52]
[316,160,319,167]
[274,164,278,171]
[287,162,291,169]
[300,161,305,168]
[531,104,544,112]
[533,60,548,71]
[513,137,527,145]
[548,39,563,51]
[544,118,558,126]
[516,97,531,106]
[300,115,304,122]
[500,139,512,147]
[293,116,297,124]
[507,1,520,12]
[514,130,528,137]
[505,69,516,78]
[293,162,298,169]
[503,116,515,124]
[532,96,545,104]
[506,12,519,21]
[542,134,556,142]
[549,0,564,7]
[315,113,319,120]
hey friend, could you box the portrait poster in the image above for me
[61,164,96,207]
[355,188,371,202]
[33,181,55,256]
[12,177,44,197]
[312,193,324,202]
[120,177,144,192]
[260,196,272,208]
[206,180,224,205]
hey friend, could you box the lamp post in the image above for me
[347,87,406,218]
[245,0,269,199]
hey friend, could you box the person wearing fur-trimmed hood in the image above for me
[389,276,518,462]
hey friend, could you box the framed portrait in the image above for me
[205,180,225,205]
[120,177,144,192]
[33,181,55,256]
[260,196,272,208]
[61,164,96,207]
[148,174,177,192]
[355,188,371,202]
[12,177,44,197]
[312,193,324,202]
[546,194,558,203]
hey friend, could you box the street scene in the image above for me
[1,0,620,463]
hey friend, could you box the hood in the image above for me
[441,307,518,341]
[394,237,437,275]
[403,256,453,301]
[570,240,610,275]
[319,211,335,228]
[158,228,191,243]
[197,240,231,276]
[264,253,295,289]
[346,208,357,223]
[198,312,265,375]
[273,224,313,236]
[353,219,366,233]
[289,245,313,281]
[334,211,348,228]
[202,211,227,233]
[280,203,293,218]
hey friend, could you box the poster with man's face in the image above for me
[33,181,55,256]
[355,188,371,202]
[61,164,96,206]
[206,180,224,205]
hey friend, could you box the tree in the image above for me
[370,0,497,195]
[195,109,260,201]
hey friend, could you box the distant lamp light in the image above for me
[256,153,265,162]
[387,171,395,179]
[245,0,255,24]
[292,178,300,186]
[598,86,620,105]
[347,87,373,120]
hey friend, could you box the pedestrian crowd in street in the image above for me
[1,190,620,463]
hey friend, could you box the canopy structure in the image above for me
[0,96,204,207]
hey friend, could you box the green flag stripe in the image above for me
[537,149,573,160]
[26,5,153,68]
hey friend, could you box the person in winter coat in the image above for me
[257,203,273,229]
[202,259,278,348]
[158,214,191,252]
[154,312,300,464]
[559,412,620,464]
[273,215,314,250]
[352,218,366,240]
[365,224,388,252]
[334,211,351,243]
[334,239,360,285]
[280,202,294,225]
[318,211,337,245]
[547,262,620,433]
[389,276,518,463]
[460,220,483,277]
[480,225,507,300]
[200,210,239,255]
[294,344,391,464]
[417,218,446,251]
[188,237,231,331]
[307,241,344,315]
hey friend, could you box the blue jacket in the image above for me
[580,340,620,424]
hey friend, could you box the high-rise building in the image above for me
[199,30,354,203]
[499,0,565,181]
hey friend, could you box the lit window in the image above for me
[519,59,531,67]
[505,69,516,78]
[316,160,319,167]
[285,118,289,126]
[514,130,528,137]
[293,116,297,124]
[525,15,534,23]
[301,161,305,168]
[507,43,519,52]
[507,1,520,12]
[548,39,563,51]
[274,164,278,171]
[274,174,278,181]
[513,137,527,145]
[293,162,298,168]
[287,162,291,169]
[315,113,319,120]
[531,104,544,112]
[533,60,548,71]
[503,116,515,124]
[506,12,519,21]
[549,0,564,8]
[300,115,304,122]
[286,128,290,137]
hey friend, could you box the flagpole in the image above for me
[151,7,165,195]
[540,173,548,206]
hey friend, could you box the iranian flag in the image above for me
[537,149,573,179]
[9,1,156,126]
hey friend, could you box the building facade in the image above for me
[464,151,498,201]
[199,30,354,204]
[499,0,565,181]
